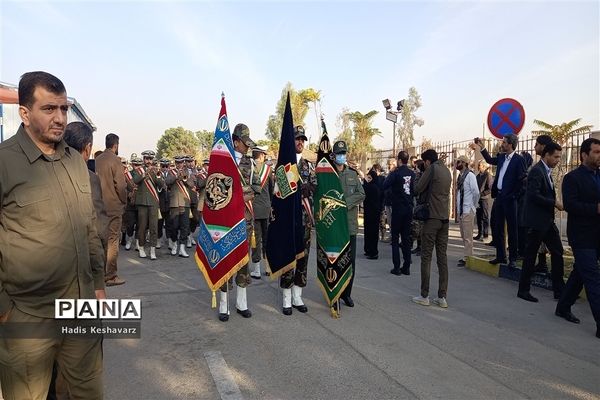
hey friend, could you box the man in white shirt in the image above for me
[471,134,527,268]
[456,155,480,266]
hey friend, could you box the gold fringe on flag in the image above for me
[211,290,216,309]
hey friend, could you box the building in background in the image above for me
[0,81,95,142]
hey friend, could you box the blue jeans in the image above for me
[557,248,600,324]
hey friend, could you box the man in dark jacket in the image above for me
[517,142,565,302]
[556,138,600,339]
[472,134,527,268]
[474,160,493,241]
[363,164,383,259]
[383,151,415,275]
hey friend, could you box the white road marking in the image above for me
[127,258,142,265]
[204,351,244,400]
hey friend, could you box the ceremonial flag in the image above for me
[195,94,249,307]
[265,93,304,278]
[314,118,352,310]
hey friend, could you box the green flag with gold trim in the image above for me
[314,118,352,315]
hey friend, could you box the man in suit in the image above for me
[471,134,527,268]
[517,142,565,302]
[556,138,600,339]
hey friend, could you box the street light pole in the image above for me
[383,98,403,160]
[392,121,396,158]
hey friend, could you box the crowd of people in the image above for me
[361,133,600,340]
[0,70,598,399]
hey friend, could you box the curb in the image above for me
[465,256,587,301]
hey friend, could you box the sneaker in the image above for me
[105,276,126,286]
[432,297,448,308]
[412,296,430,306]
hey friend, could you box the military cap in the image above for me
[202,159,210,165]
[141,150,156,158]
[159,158,170,165]
[131,157,143,165]
[333,140,348,154]
[252,145,268,154]
[130,153,139,161]
[119,156,128,164]
[174,155,185,163]
[232,123,256,148]
[294,126,308,141]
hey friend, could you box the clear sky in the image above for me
[1,0,598,157]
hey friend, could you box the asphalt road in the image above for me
[104,226,600,400]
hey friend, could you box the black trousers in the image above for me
[189,206,200,233]
[158,209,171,239]
[518,223,565,295]
[391,207,413,270]
[493,195,518,261]
[124,207,137,237]
[341,235,357,299]
[363,209,381,257]
[170,207,190,244]
[558,248,600,324]
[476,198,490,237]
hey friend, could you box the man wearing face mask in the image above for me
[217,123,261,322]
[280,126,317,315]
[332,141,366,307]
[455,155,479,267]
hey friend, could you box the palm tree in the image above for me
[531,118,593,208]
[532,118,592,146]
[347,110,381,171]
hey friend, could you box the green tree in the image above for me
[266,82,321,141]
[156,126,200,160]
[347,110,381,171]
[334,107,353,144]
[532,118,593,146]
[195,129,214,161]
[531,118,593,202]
[396,87,424,150]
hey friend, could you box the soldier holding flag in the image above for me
[217,123,261,321]
[332,140,365,307]
[280,126,316,315]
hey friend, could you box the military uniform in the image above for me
[281,126,317,315]
[334,140,366,307]
[157,158,172,247]
[249,146,274,278]
[186,156,200,247]
[132,150,164,259]
[123,156,141,251]
[165,156,194,257]
[218,124,260,322]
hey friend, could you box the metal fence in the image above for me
[368,132,593,223]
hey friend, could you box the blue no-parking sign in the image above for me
[487,98,525,139]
